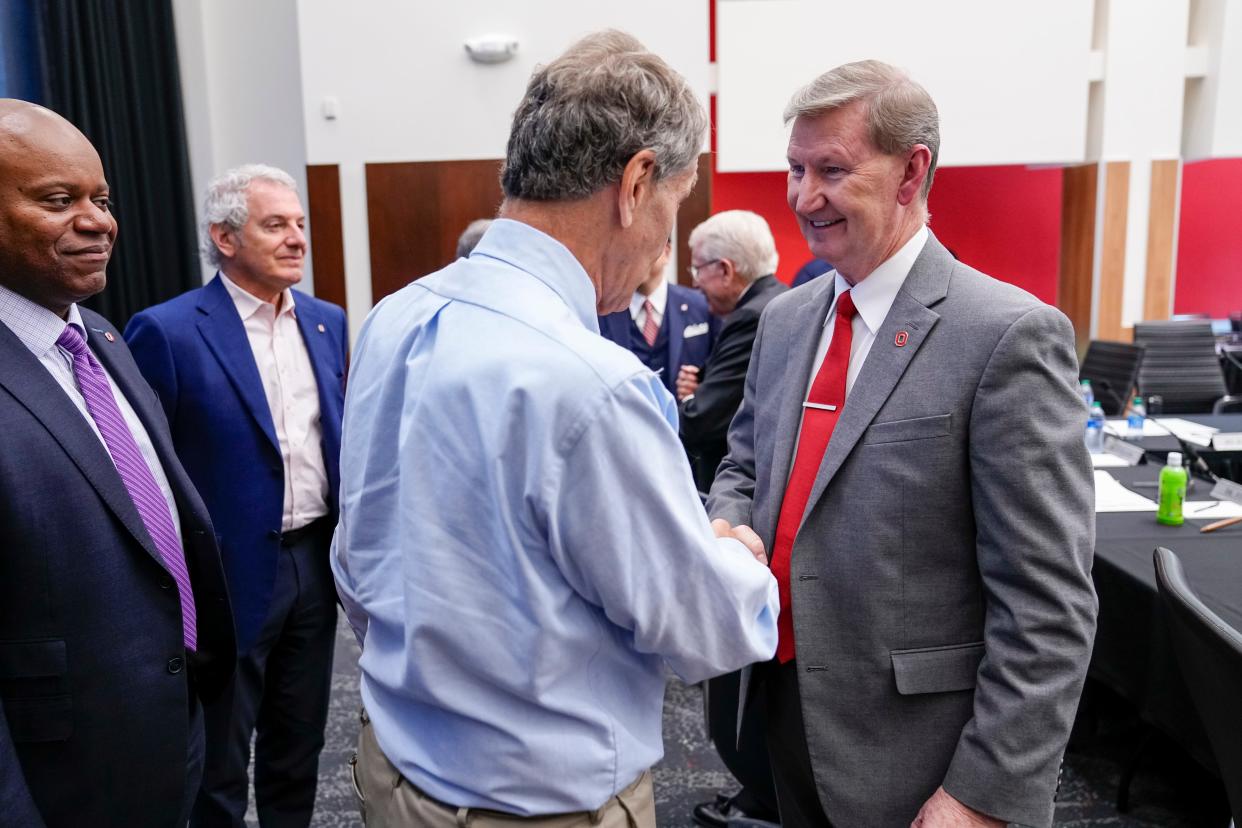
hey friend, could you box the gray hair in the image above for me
[501,30,706,201]
[688,210,779,284]
[784,60,939,199]
[201,163,298,266]
[455,218,493,259]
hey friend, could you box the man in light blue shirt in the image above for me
[332,31,778,827]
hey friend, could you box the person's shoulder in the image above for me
[946,263,1058,326]
[79,306,124,338]
[668,282,709,314]
[762,274,823,319]
[292,288,346,323]
[130,283,211,325]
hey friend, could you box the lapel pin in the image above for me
[104,331,115,342]
[680,303,688,312]
[894,331,909,347]
[317,323,326,333]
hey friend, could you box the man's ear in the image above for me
[617,149,658,229]
[209,223,238,259]
[896,144,932,206]
[719,258,738,287]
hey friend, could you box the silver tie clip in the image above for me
[802,402,837,411]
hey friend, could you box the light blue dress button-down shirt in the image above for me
[332,219,778,816]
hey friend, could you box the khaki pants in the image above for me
[351,710,656,828]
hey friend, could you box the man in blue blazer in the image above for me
[126,165,347,828]
[0,99,235,827]
[598,240,715,398]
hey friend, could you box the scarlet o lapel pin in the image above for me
[317,323,326,333]
[104,331,115,342]
[894,331,909,347]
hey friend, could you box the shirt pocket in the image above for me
[862,413,952,446]
[0,638,73,742]
[889,640,984,695]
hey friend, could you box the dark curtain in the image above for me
[36,0,199,328]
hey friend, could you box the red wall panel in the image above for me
[1175,158,1242,318]
[710,162,1063,304]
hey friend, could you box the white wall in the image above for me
[174,0,1242,336]
[294,0,709,339]
[715,0,1095,171]
[1183,0,1242,159]
[172,0,313,289]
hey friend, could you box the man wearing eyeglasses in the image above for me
[678,210,786,493]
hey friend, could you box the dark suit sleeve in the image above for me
[678,311,760,454]
[0,700,48,828]
[703,311,768,529]
[943,306,1097,825]
[123,312,179,423]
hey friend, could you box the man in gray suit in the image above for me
[708,61,1097,827]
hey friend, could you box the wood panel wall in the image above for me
[1096,161,1131,342]
[1058,163,1099,350]
[676,154,714,287]
[365,159,503,304]
[1143,159,1180,322]
[305,164,348,313]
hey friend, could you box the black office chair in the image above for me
[1080,340,1145,415]
[1134,320,1229,414]
[1214,396,1242,414]
[1154,547,1242,826]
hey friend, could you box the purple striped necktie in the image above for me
[57,324,197,651]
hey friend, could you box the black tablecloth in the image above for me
[1090,465,1242,771]
[1107,413,1242,482]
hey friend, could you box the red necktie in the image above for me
[770,290,856,663]
[642,299,659,346]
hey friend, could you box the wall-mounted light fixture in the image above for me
[464,35,519,64]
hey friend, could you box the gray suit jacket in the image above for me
[708,232,1097,827]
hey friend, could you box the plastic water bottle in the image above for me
[1127,396,1146,438]
[1079,379,1094,408]
[1157,451,1188,526]
[1085,401,1106,453]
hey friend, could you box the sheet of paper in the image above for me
[1105,419,1165,438]
[1184,500,1242,520]
[1090,452,1131,468]
[1094,470,1158,512]
[1154,417,1219,447]
[1212,432,1242,451]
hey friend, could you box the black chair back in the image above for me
[1154,547,1242,822]
[1080,340,1144,415]
[1134,320,1228,414]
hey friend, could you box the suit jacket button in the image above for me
[160,576,173,590]
[268,529,280,539]
[167,657,185,674]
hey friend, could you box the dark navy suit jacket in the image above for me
[125,274,347,654]
[598,282,715,396]
[0,307,236,828]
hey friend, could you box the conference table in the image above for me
[1088,426,1242,774]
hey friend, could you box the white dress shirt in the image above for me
[629,278,668,332]
[792,227,929,453]
[220,273,328,531]
[805,226,930,399]
[0,283,182,539]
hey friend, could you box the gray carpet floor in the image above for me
[243,618,1225,827]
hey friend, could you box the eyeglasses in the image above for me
[688,259,721,282]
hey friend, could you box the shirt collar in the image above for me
[825,226,928,334]
[218,271,297,321]
[0,282,88,358]
[471,219,599,332]
[629,278,668,319]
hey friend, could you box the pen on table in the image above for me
[1201,515,1242,534]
